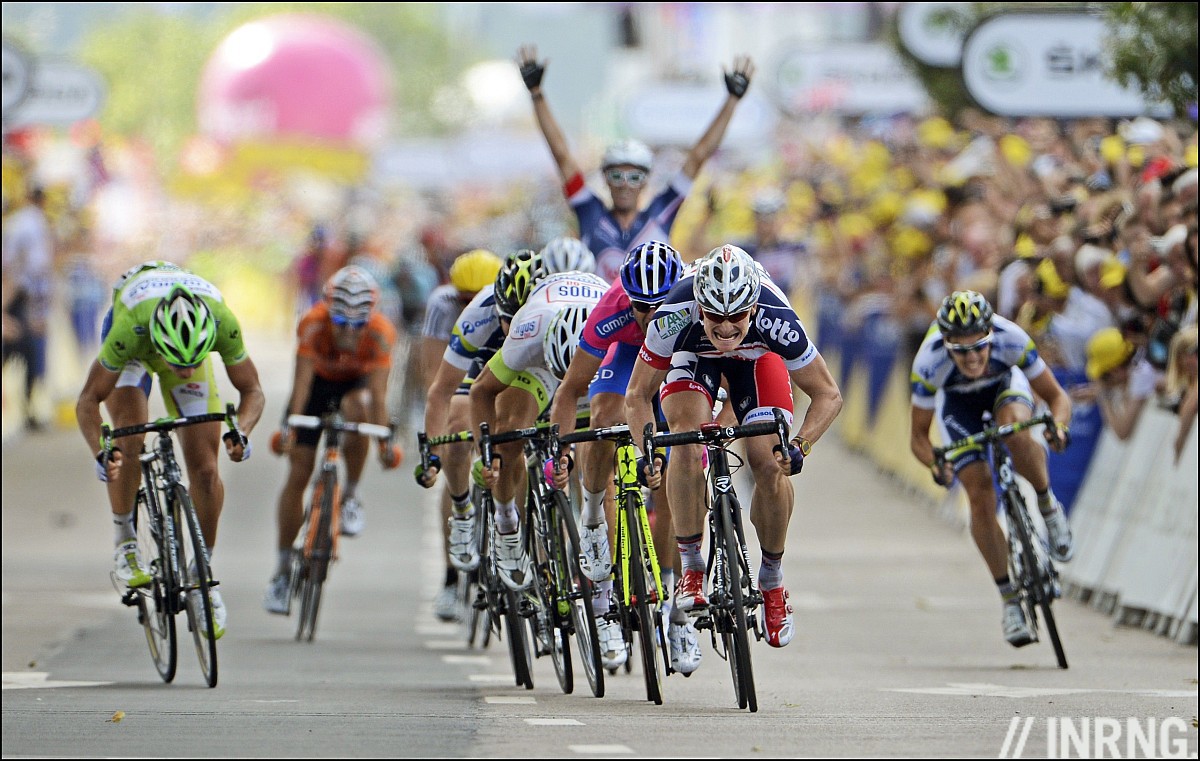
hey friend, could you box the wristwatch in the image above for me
[793,437,813,458]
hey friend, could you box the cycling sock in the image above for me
[112,511,136,545]
[581,487,606,528]
[677,534,704,574]
[343,480,359,502]
[592,579,612,613]
[450,491,473,519]
[996,575,1019,603]
[444,566,458,587]
[1035,488,1058,515]
[758,549,784,591]
[276,549,292,577]
[495,498,519,534]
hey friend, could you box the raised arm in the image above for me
[517,44,582,183]
[681,56,755,180]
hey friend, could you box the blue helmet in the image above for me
[619,240,683,305]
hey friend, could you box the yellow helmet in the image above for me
[449,249,503,294]
[1086,328,1134,381]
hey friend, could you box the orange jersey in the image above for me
[297,302,396,382]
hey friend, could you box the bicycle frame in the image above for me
[934,411,1068,669]
[647,407,790,713]
[103,404,240,688]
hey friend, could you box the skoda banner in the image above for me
[962,12,1152,118]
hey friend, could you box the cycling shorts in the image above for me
[661,351,794,427]
[939,367,1034,472]
[295,375,369,447]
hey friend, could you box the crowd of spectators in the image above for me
[681,111,1197,479]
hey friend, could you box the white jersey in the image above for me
[422,283,465,342]
[487,271,608,385]
[909,314,1048,410]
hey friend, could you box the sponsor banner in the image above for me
[962,12,1156,117]
[897,2,970,67]
[772,43,929,115]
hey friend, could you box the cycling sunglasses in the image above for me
[946,334,992,355]
[701,308,752,325]
[629,299,658,313]
[605,168,647,187]
[331,313,368,329]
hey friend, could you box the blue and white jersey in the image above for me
[444,284,505,372]
[568,172,692,284]
[639,270,818,372]
[909,314,1048,410]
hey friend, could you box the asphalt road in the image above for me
[3,331,1196,758]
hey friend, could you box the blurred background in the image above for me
[2,3,1196,526]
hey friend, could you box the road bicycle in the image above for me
[102,403,243,688]
[647,408,791,713]
[556,422,671,705]
[474,421,535,689]
[934,411,1068,669]
[285,411,396,643]
[418,429,489,650]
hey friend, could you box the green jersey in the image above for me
[98,262,247,374]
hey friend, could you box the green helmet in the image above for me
[150,285,218,367]
[493,249,548,319]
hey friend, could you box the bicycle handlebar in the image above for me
[102,403,240,451]
[933,412,1056,462]
[286,414,394,441]
[648,408,789,451]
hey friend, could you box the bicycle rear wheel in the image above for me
[715,494,756,712]
[297,471,337,643]
[136,488,176,683]
[554,491,603,698]
[175,484,218,688]
[626,499,663,705]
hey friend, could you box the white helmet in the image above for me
[543,304,592,380]
[539,237,596,275]
[324,265,380,323]
[602,138,653,172]
[693,244,761,315]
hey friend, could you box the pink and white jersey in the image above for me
[577,280,646,359]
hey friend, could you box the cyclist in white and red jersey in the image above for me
[516,44,755,283]
[625,244,843,650]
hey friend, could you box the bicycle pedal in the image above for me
[120,589,139,607]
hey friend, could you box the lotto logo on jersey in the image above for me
[512,314,543,340]
[755,313,801,346]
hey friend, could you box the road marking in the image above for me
[442,655,491,665]
[485,696,536,704]
[424,639,465,649]
[468,674,516,683]
[3,672,112,690]
[570,745,633,754]
[249,699,299,703]
[415,623,454,635]
[883,683,1199,698]
[527,718,582,725]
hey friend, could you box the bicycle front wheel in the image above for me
[297,470,337,643]
[136,488,176,683]
[502,589,533,689]
[1005,491,1068,669]
[715,494,756,712]
[625,499,663,705]
[553,491,603,698]
[175,484,218,688]
[529,494,572,695]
